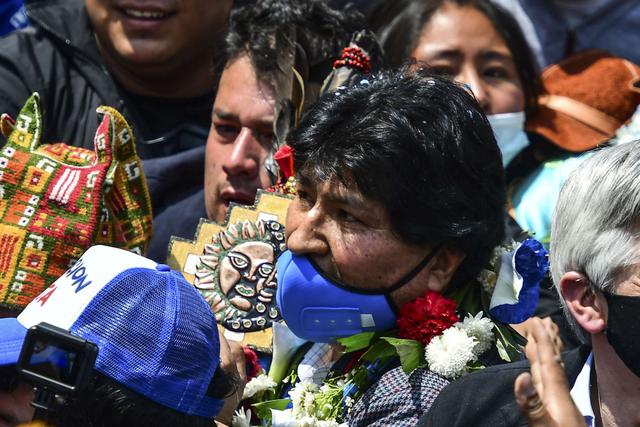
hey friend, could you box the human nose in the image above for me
[286,203,330,257]
[459,68,490,112]
[222,127,260,177]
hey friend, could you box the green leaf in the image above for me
[338,332,376,353]
[360,339,395,363]
[380,337,425,374]
[252,398,291,422]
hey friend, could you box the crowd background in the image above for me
[0,0,639,426]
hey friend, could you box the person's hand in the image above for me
[215,335,247,426]
[514,317,586,427]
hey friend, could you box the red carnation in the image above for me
[396,290,459,345]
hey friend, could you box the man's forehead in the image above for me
[215,55,277,113]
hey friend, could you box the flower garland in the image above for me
[240,238,548,426]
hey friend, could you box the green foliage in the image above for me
[380,337,426,373]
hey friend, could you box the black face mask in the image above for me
[603,291,640,377]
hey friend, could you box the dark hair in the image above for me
[289,69,506,288]
[218,0,366,85]
[368,0,540,113]
[35,367,239,427]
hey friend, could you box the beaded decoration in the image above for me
[333,46,372,74]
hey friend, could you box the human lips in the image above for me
[220,189,256,207]
[116,3,177,22]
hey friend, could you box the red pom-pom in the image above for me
[396,290,459,345]
[243,346,262,379]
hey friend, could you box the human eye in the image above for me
[258,131,275,148]
[295,186,315,209]
[212,122,239,141]
[483,66,510,79]
[337,209,363,225]
[428,64,456,79]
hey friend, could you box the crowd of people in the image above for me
[0,0,639,426]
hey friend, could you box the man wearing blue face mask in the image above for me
[421,141,640,427]
[258,69,551,427]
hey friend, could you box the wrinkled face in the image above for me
[86,0,232,67]
[412,4,525,115]
[204,55,276,222]
[285,174,441,304]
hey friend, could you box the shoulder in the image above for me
[145,189,206,263]
[419,360,531,427]
[346,366,450,427]
[418,346,591,427]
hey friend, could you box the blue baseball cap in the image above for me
[0,245,224,417]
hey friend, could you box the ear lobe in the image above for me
[426,247,466,293]
[560,271,607,334]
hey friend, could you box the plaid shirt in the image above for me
[345,366,450,427]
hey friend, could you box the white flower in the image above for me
[271,409,301,427]
[288,381,319,417]
[242,374,277,399]
[456,311,495,356]
[304,392,317,414]
[344,396,354,408]
[232,408,252,427]
[425,327,477,379]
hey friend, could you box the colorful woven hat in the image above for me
[0,93,153,311]
[526,50,640,152]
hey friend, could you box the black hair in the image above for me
[289,69,506,288]
[368,0,540,113]
[35,366,239,427]
[217,0,366,85]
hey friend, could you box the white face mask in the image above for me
[487,111,529,167]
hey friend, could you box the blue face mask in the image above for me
[275,248,438,343]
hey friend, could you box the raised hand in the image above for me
[514,317,585,427]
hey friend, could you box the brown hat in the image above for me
[526,49,640,152]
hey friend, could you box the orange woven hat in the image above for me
[526,50,640,152]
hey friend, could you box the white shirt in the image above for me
[569,352,596,427]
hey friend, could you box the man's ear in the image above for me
[559,271,607,334]
[425,247,466,293]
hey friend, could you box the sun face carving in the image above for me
[194,220,286,332]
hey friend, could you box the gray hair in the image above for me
[550,141,640,341]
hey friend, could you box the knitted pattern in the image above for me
[0,93,152,310]
[345,366,450,427]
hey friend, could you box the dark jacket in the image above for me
[0,0,213,159]
[0,0,214,254]
[418,345,591,427]
[146,185,207,263]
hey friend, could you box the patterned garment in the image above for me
[0,93,152,310]
[297,342,335,385]
[345,366,450,427]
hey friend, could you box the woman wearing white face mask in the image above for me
[370,0,541,170]
[371,0,586,351]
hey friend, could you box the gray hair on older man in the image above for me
[550,141,640,342]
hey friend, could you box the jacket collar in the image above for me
[25,0,102,66]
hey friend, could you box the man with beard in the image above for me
[421,141,640,427]
[146,0,365,262]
